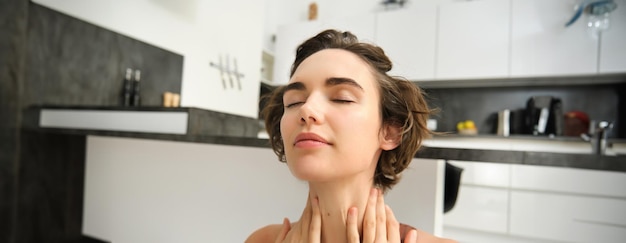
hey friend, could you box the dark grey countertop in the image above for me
[23,126,626,173]
[23,105,625,173]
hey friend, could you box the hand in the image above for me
[347,188,418,243]
[274,196,322,243]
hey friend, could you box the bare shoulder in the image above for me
[415,228,458,243]
[245,224,282,243]
[400,223,457,243]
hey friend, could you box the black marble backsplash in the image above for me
[2,2,185,242]
[24,4,183,107]
[423,82,625,138]
[16,131,86,243]
[0,0,27,242]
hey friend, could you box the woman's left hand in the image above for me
[346,188,418,243]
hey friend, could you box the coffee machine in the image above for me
[525,96,564,136]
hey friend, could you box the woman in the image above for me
[247,29,455,243]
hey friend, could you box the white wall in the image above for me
[83,136,445,242]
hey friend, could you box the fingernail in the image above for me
[349,207,356,217]
[371,188,377,196]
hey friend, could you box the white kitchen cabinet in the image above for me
[450,160,510,187]
[444,186,510,234]
[436,0,511,80]
[32,0,265,118]
[444,161,510,234]
[510,164,626,198]
[272,21,326,85]
[599,0,626,73]
[510,191,626,242]
[510,0,598,77]
[443,162,626,242]
[323,13,377,44]
[272,14,376,85]
[509,164,626,242]
[375,5,437,81]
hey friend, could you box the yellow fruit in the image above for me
[464,120,476,129]
[457,121,465,131]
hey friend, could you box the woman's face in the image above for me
[280,49,389,182]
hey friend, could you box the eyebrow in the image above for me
[284,77,364,93]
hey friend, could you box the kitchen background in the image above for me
[424,83,624,137]
[1,0,624,242]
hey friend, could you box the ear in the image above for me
[380,124,402,151]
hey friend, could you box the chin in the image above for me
[286,157,334,182]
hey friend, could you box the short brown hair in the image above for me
[262,29,433,191]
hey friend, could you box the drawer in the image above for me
[40,109,188,134]
[449,161,510,188]
[511,164,626,198]
[444,186,509,234]
[510,191,626,242]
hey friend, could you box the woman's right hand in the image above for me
[347,188,418,243]
[274,196,322,243]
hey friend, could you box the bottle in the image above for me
[131,70,141,106]
[121,68,133,106]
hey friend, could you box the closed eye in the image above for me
[332,99,354,104]
[285,102,304,108]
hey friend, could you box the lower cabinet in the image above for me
[444,186,509,234]
[443,162,626,243]
[510,191,626,242]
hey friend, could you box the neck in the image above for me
[307,174,375,243]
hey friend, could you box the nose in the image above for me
[298,95,324,125]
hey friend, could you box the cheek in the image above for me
[280,112,297,144]
[337,109,381,140]
[279,114,289,139]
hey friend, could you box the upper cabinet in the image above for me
[272,0,625,85]
[436,0,511,80]
[511,0,598,77]
[323,13,377,44]
[599,0,626,74]
[272,21,326,85]
[376,4,437,81]
[32,0,265,118]
[272,14,376,85]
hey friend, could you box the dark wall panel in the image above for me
[15,131,86,243]
[24,4,183,108]
[0,0,28,242]
[2,3,185,243]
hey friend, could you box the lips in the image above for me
[294,132,331,146]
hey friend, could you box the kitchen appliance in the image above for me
[564,110,590,136]
[525,96,564,136]
[497,109,510,136]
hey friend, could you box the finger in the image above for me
[346,207,361,243]
[299,197,313,238]
[385,205,401,243]
[404,229,418,243]
[362,188,378,243]
[375,190,387,242]
[309,197,322,243]
[274,217,291,243]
